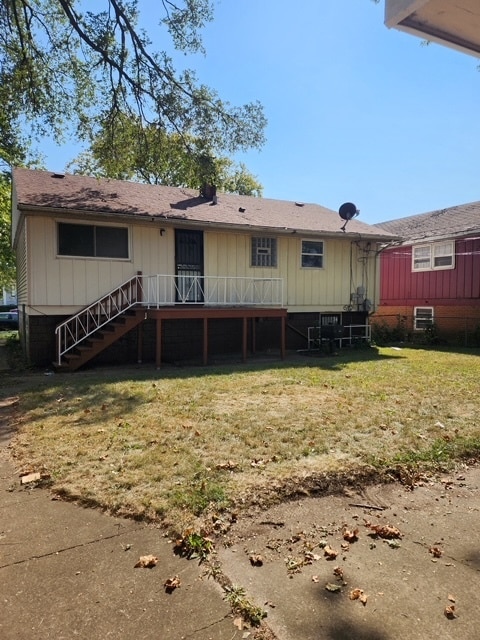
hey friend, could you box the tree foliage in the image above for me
[0,171,15,290]
[71,114,263,196]
[0,0,267,164]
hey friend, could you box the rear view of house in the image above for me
[374,203,480,344]
[11,168,396,369]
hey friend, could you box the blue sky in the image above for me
[43,0,480,224]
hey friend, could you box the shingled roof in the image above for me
[375,201,480,244]
[12,167,396,241]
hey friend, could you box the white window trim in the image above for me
[412,241,455,272]
[301,239,324,269]
[414,306,434,331]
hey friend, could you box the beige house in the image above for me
[12,168,396,369]
[385,0,480,58]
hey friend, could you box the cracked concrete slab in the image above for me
[218,468,480,640]
[0,422,237,640]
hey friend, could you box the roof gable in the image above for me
[12,167,396,241]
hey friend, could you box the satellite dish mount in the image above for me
[338,202,359,232]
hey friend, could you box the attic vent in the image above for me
[52,173,65,179]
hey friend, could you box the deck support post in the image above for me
[137,321,143,363]
[280,315,286,359]
[242,317,248,362]
[203,318,208,365]
[156,318,162,369]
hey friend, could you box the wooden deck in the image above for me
[143,306,288,368]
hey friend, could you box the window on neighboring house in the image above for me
[251,237,277,267]
[412,241,454,271]
[58,223,129,259]
[414,307,434,330]
[301,240,324,268]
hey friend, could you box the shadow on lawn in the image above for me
[7,346,406,425]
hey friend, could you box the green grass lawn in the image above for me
[7,346,480,534]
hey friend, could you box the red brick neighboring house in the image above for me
[373,202,480,344]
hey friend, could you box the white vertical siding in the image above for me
[15,224,28,305]
[23,214,379,314]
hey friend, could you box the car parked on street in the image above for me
[0,310,19,330]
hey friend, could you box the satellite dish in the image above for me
[338,202,359,231]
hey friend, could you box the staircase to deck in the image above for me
[55,274,144,372]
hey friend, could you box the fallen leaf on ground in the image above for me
[333,566,344,580]
[216,460,238,470]
[312,575,320,583]
[164,576,181,593]
[134,554,158,568]
[448,594,456,603]
[349,588,368,605]
[429,546,443,558]
[324,545,338,560]
[386,539,401,549]
[233,617,244,630]
[325,583,342,592]
[343,527,359,542]
[249,554,264,566]
[444,605,457,619]
[364,521,402,539]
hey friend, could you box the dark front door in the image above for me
[175,229,204,303]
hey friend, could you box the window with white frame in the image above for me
[58,222,129,259]
[412,241,454,271]
[301,240,324,268]
[251,236,277,267]
[414,307,434,330]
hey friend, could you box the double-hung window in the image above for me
[251,237,277,267]
[58,222,129,259]
[301,240,324,268]
[412,241,454,271]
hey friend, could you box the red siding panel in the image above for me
[380,237,480,306]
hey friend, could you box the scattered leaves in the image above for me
[386,539,401,549]
[444,605,457,619]
[429,546,443,558]
[349,588,368,605]
[164,575,181,593]
[174,530,213,561]
[333,566,344,580]
[134,554,158,568]
[216,460,238,471]
[249,554,264,567]
[364,521,402,539]
[343,526,359,543]
[325,583,342,593]
[233,617,244,631]
[324,545,338,560]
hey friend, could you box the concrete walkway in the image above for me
[1,389,479,640]
[0,396,236,640]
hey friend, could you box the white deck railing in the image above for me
[141,274,284,307]
[55,274,284,365]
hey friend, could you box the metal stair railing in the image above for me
[55,274,143,366]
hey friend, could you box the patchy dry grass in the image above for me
[7,346,480,533]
